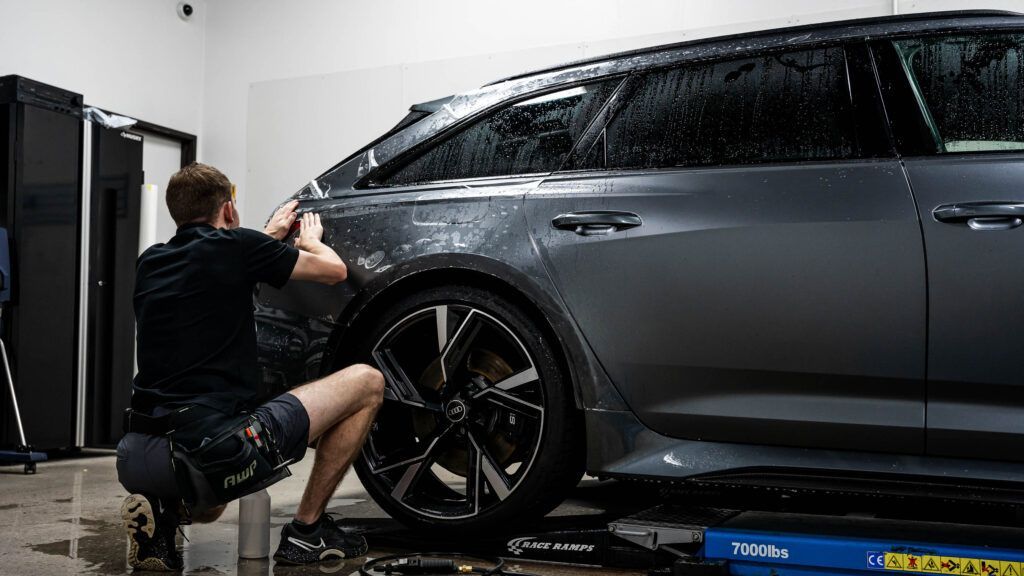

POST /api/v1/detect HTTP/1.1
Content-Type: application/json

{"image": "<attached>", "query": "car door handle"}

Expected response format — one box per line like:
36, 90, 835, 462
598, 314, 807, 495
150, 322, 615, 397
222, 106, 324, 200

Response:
552, 211, 642, 236
933, 202, 1024, 230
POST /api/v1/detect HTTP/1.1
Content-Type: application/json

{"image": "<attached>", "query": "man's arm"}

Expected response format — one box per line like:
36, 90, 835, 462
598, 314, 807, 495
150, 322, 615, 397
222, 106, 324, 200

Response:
292, 212, 348, 285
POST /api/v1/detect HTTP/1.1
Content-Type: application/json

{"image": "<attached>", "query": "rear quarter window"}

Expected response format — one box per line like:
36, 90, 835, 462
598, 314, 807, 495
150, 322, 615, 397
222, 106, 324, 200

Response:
378, 79, 621, 186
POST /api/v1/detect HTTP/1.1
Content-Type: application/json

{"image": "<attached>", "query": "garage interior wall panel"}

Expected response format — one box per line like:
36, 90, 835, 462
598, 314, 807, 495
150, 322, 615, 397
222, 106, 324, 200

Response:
245, 66, 405, 226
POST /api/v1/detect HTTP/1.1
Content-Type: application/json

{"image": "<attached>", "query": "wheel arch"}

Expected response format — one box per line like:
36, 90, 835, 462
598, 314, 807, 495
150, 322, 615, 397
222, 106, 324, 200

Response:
321, 255, 586, 410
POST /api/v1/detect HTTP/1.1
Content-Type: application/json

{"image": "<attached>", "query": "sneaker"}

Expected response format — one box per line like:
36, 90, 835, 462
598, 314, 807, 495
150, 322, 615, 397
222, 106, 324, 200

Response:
120, 494, 182, 571
273, 514, 368, 565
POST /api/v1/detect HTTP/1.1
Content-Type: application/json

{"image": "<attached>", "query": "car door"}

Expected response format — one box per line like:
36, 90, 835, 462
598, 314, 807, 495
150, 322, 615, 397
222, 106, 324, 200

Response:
526, 44, 928, 453
873, 32, 1024, 461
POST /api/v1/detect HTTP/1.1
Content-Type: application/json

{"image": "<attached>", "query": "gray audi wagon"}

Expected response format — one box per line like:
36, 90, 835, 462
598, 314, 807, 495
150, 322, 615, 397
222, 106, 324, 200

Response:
256, 10, 1024, 532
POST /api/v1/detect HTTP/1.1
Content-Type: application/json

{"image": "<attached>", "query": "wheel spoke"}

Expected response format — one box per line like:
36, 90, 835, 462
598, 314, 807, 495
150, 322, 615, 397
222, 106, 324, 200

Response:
466, 432, 483, 514
494, 367, 538, 391
373, 347, 441, 412
371, 423, 453, 474
474, 386, 542, 416
390, 461, 425, 501
473, 432, 512, 501
434, 305, 449, 353
440, 310, 482, 387
390, 445, 445, 502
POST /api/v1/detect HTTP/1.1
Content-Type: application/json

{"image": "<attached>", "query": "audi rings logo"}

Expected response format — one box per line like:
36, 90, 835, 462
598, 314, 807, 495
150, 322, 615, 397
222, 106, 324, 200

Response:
445, 400, 466, 422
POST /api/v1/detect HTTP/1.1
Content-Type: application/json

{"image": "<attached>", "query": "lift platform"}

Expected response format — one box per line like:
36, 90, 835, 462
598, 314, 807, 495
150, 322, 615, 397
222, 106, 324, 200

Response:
613, 504, 1024, 575
357, 500, 1024, 575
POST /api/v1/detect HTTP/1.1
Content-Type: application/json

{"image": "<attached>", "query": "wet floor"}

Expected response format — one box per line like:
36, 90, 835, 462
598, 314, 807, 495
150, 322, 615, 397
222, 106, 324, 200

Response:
0, 454, 650, 575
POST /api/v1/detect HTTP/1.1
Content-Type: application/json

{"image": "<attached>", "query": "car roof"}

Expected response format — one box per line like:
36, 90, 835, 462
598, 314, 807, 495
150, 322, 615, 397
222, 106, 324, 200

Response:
487, 10, 1024, 86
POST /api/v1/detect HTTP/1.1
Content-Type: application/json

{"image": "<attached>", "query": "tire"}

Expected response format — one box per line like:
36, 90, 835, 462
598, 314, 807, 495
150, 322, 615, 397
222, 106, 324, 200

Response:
351, 284, 584, 533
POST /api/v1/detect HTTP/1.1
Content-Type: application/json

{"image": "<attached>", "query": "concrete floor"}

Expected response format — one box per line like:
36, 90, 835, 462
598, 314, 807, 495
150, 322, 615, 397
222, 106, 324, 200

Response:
0, 453, 652, 576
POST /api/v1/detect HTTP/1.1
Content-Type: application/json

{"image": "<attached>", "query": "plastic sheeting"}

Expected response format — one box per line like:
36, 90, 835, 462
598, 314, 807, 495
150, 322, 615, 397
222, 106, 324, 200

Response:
83, 107, 137, 129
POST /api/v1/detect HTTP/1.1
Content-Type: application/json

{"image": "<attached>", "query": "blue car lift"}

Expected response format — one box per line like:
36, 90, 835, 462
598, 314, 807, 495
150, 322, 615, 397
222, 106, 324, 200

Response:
611, 505, 1024, 576
0, 227, 47, 474
358, 496, 1024, 576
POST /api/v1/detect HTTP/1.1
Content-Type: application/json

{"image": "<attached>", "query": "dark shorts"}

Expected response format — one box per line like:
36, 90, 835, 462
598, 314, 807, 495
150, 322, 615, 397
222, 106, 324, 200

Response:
116, 393, 310, 505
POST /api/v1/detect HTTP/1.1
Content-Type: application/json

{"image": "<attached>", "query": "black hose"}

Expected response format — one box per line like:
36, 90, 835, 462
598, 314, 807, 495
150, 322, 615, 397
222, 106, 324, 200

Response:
360, 552, 541, 576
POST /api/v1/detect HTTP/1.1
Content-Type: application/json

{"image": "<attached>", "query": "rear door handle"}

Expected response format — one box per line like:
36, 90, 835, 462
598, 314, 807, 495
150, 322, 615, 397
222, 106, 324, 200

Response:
552, 211, 642, 236
933, 202, 1024, 230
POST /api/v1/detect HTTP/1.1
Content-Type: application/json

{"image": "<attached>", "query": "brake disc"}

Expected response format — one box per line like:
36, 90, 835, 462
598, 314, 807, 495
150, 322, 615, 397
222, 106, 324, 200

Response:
413, 348, 518, 477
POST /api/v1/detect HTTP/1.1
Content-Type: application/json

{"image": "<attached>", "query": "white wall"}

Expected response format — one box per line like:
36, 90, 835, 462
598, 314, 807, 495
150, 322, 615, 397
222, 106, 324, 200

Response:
205, 0, 1024, 226
142, 135, 185, 243
0, 0, 206, 140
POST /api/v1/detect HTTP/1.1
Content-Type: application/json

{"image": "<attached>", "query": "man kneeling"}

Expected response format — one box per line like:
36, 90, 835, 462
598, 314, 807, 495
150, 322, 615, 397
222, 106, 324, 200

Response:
116, 163, 384, 570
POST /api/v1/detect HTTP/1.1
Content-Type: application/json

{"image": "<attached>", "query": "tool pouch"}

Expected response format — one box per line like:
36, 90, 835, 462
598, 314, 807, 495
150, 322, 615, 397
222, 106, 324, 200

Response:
170, 414, 291, 511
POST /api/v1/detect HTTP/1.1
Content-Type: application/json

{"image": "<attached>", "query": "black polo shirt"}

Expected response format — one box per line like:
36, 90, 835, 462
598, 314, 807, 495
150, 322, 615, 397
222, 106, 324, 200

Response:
131, 223, 300, 415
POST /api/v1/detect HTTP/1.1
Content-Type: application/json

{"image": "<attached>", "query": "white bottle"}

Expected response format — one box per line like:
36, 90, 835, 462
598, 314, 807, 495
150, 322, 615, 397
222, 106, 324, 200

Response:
238, 489, 271, 559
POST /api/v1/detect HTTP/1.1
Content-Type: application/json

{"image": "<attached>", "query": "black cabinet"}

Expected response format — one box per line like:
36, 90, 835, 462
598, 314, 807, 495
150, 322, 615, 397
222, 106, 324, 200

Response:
0, 77, 83, 449
86, 126, 143, 447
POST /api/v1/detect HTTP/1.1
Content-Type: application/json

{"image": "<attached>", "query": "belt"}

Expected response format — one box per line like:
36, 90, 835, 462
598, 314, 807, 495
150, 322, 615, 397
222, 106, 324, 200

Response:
122, 405, 215, 436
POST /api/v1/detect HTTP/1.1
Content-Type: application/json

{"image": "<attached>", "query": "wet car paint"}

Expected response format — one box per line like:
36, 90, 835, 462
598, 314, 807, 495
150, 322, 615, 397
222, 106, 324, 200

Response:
524, 160, 928, 454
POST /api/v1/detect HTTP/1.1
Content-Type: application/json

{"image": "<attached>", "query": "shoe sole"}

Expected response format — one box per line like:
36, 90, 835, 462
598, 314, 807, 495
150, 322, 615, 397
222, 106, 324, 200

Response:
271, 550, 359, 565
132, 556, 176, 571
122, 494, 176, 571
272, 542, 368, 565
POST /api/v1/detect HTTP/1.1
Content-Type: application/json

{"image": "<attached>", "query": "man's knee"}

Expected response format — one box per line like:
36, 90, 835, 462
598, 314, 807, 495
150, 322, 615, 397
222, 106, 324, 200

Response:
327, 360, 387, 405
351, 363, 384, 408
334, 363, 383, 408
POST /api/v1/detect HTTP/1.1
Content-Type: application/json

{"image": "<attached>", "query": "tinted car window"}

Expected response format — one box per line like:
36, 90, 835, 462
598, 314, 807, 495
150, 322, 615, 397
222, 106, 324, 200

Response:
381, 79, 620, 185
894, 34, 1024, 153
601, 47, 857, 169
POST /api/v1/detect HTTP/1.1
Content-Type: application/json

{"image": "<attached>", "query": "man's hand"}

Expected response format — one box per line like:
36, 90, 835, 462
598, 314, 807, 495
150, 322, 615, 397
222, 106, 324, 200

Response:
295, 212, 324, 252
264, 200, 299, 241
291, 212, 347, 284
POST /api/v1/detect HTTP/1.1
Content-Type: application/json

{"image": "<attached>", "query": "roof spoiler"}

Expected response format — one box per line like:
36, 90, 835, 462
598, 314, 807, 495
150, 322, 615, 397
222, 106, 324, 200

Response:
410, 95, 454, 114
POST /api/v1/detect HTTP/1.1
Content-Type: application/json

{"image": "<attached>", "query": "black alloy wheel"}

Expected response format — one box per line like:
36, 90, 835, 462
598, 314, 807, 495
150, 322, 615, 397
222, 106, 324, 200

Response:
353, 285, 583, 532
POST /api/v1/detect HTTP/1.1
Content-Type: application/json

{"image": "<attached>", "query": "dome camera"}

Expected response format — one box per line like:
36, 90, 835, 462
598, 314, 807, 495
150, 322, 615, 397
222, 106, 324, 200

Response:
177, 2, 194, 21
